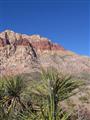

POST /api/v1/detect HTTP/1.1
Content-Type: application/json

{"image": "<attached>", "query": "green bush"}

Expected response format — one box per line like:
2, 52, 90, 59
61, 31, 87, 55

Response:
0, 68, 83, 120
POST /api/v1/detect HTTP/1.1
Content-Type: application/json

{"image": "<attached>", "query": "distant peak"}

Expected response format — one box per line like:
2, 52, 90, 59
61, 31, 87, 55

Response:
0, 29, 65, 51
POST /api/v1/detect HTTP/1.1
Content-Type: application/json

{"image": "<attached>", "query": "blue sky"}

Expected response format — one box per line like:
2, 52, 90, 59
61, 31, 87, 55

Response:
0, 0, 90, 56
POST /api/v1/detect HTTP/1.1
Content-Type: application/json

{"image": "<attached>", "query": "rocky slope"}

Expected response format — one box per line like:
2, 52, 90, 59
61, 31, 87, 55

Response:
0, 30, 90, 77
0, 30, 90, 111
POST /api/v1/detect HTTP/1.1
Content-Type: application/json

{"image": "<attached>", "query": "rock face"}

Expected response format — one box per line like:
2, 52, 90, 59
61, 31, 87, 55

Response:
0, 30, 90, 111
0, 30, 64, 50
0, 30, 90, 76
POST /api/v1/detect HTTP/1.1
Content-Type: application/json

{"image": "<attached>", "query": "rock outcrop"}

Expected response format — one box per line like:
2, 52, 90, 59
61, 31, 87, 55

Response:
0, 30, 90, 76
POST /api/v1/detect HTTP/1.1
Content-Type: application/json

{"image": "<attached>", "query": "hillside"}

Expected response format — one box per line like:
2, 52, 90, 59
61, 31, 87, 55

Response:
0, 30, 90, 77
0, 30, 90, 117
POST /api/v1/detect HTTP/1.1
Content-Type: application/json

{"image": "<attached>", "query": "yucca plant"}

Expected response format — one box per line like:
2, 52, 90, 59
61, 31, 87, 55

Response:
0, 80, 6, 120
0, 75, 26, 119
29, 68, 82, 120
0, 69, 83, 120
6, 75, 26, 110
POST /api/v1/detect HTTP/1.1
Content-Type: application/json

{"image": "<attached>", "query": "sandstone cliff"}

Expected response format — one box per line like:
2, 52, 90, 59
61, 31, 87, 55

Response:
0, 30, 90, 77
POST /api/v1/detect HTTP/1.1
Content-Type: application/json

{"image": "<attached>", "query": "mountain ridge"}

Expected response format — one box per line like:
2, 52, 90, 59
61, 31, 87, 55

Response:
0, 29, 65, 51
0, 30, 90, 76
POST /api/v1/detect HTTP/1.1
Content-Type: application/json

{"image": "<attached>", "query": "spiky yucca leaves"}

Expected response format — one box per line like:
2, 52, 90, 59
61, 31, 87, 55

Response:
6, 75, 26, 111
0, 69, 83, 120
0, 75, 26, 119
0, 81, 7, 120
29, 68, 82, 120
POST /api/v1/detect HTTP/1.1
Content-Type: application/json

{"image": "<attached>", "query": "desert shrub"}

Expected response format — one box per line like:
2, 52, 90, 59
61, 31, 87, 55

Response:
22, 68, 82, 120
0, 68, 84, 120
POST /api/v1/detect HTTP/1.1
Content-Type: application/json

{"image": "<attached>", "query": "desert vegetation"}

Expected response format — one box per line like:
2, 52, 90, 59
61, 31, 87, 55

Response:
0, 68, 90, 120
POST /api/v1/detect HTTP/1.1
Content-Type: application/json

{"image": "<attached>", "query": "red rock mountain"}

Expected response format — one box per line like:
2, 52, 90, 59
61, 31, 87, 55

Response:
0, 30, 64, 50
0, 30, 90, 111
0, 30, 90, 77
